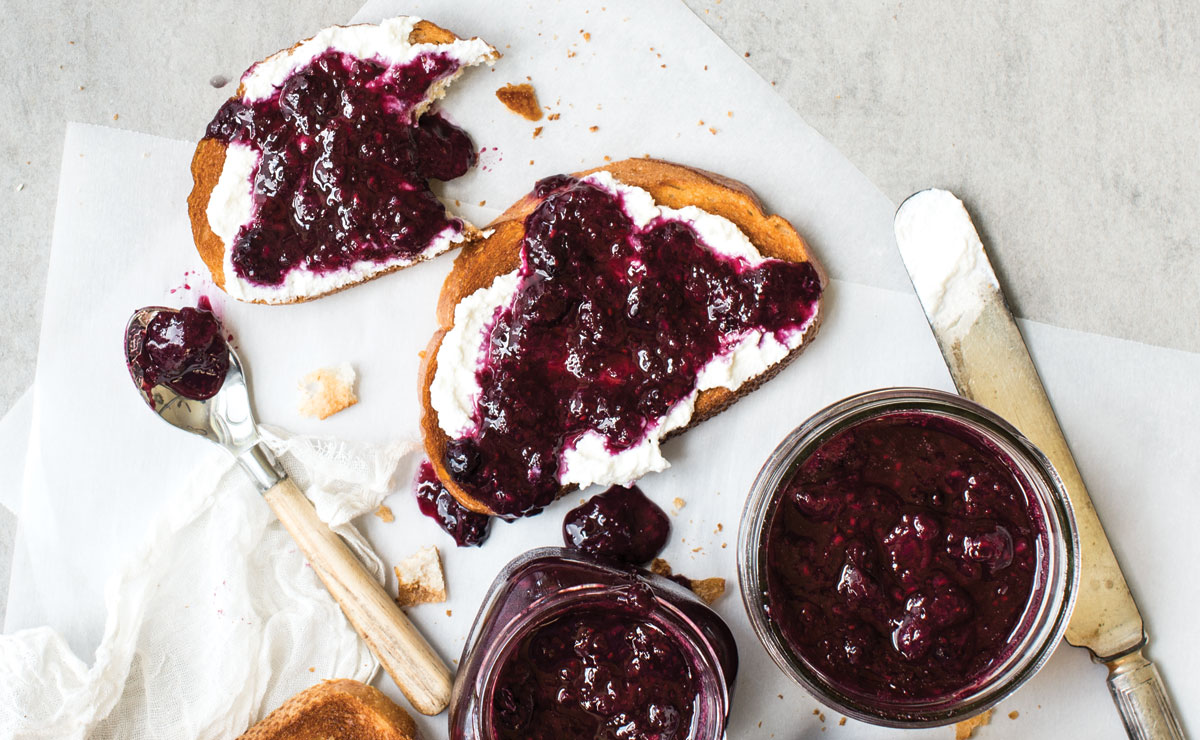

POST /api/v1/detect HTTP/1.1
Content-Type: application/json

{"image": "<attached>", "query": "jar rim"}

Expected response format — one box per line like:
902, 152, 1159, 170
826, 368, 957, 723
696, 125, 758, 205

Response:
736, 387, 1079, 727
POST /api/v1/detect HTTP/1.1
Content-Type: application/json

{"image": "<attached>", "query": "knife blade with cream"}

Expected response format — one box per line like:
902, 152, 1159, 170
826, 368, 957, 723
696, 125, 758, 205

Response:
894, 189, 1185, 740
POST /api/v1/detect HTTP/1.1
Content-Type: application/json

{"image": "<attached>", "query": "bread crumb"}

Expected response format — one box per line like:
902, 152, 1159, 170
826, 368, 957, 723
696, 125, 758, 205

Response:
308, 666, 315, 672
744, 51, 751, 57
479, 200, 486, 206
589, 125, 599, 132
716, 523, 724, 532
813, 709, 820, 715
603, 155, 612, 162
649, 558, 672, 577
495, 83, 543, 121
532, 126, 543, 139
394, 546, 446, 607
567, 49, 577, 58
529, 160, 535, 165
673, 497, 686, 511
374, 505, 394, 523
548, 112, 561, 121
727, 110, 733, 117
709, 127, 718, 135
112, 113, 119, 120
583, 32, 591, 41
1008, 710, 1019, 720
446, 609, 453, 617
298, 364, 357, 419
698, 119, 704, 126
955, 709, 994, 739
839, 717, 846, 726
690, 577, 726, 604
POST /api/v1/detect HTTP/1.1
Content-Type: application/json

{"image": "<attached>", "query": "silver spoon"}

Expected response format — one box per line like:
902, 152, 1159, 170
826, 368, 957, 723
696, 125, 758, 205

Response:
124, 306, 453, 716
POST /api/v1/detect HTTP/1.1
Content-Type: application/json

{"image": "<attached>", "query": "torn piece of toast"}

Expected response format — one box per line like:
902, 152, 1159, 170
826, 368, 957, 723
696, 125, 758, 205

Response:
419, 158, 826, 517
298, 363, 358, 419
238, 679, 419, 740
394, 546, 447, 607
188, 17, 498, 304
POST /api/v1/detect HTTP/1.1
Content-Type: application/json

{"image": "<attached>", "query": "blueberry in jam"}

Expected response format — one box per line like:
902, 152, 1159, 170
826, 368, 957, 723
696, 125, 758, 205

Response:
131, 300, 230, 403
414, 460, 491, 547
446, 175, 823, 518
490, 586, 699, 740
763, 412, 1043, 701
562, 485, 670, 565
206, 50, 476, 286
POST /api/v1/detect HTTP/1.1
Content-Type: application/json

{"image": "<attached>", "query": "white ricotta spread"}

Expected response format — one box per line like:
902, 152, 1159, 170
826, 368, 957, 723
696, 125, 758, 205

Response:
239, 16, 496, 102
206, 16, 496, 304
430, 172, 819, 491
894, 189, 998, 342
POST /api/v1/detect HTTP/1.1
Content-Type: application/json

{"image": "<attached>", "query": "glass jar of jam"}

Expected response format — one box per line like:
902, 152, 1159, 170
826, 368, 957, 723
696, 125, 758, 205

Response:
450, 548, 738, 740
738, 388, 1078, 726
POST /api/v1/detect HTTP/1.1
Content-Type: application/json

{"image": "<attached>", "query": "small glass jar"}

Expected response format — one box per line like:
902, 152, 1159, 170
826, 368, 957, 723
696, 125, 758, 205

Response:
738, 388, 1078, 727
450, 547, 738, 740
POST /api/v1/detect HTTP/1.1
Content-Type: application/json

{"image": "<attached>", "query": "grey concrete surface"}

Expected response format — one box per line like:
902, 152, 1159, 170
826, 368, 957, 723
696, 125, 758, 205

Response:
1, 0, 1197, 415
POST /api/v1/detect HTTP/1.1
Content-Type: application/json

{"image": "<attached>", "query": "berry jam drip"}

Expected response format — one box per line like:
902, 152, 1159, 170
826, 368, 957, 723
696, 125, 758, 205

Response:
414, 460, 491, 547
563, 485, 670, 565
206, 50, 476, 287
490, 588, 699, 740
764, 412, 1043, 701
131, 300, 230, 403
445, 175, 823, 518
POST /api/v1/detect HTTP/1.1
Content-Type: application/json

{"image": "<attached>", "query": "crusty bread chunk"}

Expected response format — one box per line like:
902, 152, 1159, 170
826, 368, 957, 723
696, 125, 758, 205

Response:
419, 158, 826, 516
238, 679, 420, 740
394, 546, 447, 607
298, 364, 358, 419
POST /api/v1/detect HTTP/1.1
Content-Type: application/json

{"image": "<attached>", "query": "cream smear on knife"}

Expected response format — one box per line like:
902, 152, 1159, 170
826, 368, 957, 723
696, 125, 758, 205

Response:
894, 189, 999, 343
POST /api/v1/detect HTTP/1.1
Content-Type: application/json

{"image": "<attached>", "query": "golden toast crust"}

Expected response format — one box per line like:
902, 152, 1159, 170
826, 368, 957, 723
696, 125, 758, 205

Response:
237, 679, 419, 740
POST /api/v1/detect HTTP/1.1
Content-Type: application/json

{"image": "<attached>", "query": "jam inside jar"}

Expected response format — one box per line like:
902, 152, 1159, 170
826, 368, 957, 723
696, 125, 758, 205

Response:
738, 389, 1077, 727
450, 548, 738, 740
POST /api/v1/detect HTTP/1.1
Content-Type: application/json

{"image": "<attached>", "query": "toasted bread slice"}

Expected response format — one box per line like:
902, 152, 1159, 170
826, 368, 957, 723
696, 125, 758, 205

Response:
419, 158, 826, 516
238, 679, 419, 740
188, 18, 497, 304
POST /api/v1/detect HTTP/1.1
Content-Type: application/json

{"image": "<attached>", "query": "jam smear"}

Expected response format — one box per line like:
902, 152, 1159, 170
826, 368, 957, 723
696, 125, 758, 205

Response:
206, 50, 476, 286
491, 591, 698, 740
764, 412, 1042, 701
415, 460, 491, 547
446, 175, 822, 518
563, 485, 670, 565
131, 300, 230, 402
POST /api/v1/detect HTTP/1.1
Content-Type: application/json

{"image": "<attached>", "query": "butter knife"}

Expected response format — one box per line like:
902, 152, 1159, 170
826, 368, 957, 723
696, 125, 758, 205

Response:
893, 189, 1186, 739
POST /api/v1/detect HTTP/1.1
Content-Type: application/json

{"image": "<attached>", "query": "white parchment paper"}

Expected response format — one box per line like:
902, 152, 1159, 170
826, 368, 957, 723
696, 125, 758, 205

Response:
6, 0, 1198, 737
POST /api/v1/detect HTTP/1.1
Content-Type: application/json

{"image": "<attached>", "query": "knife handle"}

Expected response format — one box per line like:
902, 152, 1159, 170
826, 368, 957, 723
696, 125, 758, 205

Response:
264, 476, 454, 715
1107, 649, 1187, 740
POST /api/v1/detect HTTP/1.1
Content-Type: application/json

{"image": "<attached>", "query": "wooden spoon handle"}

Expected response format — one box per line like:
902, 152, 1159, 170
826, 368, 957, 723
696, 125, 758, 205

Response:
263, 476, 453, 715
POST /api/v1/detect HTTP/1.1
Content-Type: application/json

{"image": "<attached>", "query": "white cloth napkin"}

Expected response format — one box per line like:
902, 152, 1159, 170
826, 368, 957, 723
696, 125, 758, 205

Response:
0, 430, 417, 740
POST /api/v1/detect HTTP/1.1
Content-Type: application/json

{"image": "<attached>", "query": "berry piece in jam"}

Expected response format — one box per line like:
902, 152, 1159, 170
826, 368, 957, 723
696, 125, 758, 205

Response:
562, 485, 670, 566
490, 603, 698, 740
764, 412, 1042, 701
131, 300, 230, 403
448, 175, 823, 518
414, 460, 491, 547
206, 50, 477, 287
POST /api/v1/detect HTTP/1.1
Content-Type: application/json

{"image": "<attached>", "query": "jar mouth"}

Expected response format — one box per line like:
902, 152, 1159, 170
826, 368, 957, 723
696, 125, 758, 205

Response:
474, 578, 732, 740
737, 388, 1079, 727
